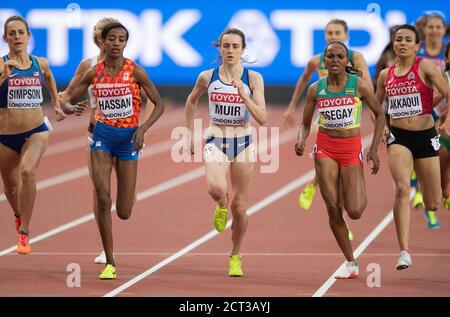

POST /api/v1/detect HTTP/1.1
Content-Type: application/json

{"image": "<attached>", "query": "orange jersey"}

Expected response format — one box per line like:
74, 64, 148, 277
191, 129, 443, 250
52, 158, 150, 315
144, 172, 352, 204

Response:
92, 58, 142, 128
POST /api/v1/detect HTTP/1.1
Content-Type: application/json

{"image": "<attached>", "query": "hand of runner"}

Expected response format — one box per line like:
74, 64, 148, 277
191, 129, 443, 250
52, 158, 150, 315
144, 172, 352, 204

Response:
367, 148, 380, 174
295, 140, 306, 156
132, 127, 145, 152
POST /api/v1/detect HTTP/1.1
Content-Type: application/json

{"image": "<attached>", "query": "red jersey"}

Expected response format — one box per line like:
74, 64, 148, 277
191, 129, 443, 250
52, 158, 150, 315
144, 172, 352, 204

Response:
92, 58, 142, 128
384, 57, 433, 119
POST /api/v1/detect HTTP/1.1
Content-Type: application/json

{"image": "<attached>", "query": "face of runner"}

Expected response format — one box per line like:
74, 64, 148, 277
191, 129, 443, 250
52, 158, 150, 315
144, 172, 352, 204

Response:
324, 43, 348, 75
219, 33, 244, 66
424, 17, 445, 44
325, 23, 347, 43
3, 20, 30, 54
103, 27, 127, 59
393, 28, 420, 59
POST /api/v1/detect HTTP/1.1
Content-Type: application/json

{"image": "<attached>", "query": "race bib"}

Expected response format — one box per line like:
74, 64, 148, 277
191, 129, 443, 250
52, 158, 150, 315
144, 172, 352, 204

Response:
95, 84, 133, 119
318, 105, 356, 129
209, 92, 246, 126
7, 77, 43, 109
387, 93, 423, 119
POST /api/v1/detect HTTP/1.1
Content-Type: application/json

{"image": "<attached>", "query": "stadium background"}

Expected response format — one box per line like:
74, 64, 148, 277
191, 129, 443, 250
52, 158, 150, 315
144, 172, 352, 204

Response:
1, 0, 448, 102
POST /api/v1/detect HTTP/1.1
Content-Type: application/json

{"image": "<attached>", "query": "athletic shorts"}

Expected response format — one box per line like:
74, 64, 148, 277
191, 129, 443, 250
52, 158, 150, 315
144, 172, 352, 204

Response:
204, 135, 253, 161
0, 122, 49, 153
313, 131, 363, 167
387, 125, 440, 159
90, 121, 138, 161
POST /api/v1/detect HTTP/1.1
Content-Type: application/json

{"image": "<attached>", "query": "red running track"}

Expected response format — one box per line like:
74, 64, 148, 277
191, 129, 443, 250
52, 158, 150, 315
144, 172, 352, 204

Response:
0, 105, 449, 297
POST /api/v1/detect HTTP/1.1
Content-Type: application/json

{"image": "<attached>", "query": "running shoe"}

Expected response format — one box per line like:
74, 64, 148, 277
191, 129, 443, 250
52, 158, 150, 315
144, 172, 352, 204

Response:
99, 264, 117, 280
228, 255, 244, 277
413, 192, 425, 209
396, 250, 412, 270
94, 251, 107, 264
335, 261, 359, 279
14, 215, 21, 233
443, 196, 450, 211
214, 194, 229, 233
299, 183, 317, 210
17, 231, 31, 255
424, 210, 440, 229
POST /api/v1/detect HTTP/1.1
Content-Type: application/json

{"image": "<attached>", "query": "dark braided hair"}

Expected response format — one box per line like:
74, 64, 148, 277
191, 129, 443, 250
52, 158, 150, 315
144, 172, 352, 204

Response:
324, 41, 363, 77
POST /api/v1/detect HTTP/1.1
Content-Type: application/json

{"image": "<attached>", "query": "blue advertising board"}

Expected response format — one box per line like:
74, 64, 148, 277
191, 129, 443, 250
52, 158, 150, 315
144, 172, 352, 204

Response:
0, 1, 448, 85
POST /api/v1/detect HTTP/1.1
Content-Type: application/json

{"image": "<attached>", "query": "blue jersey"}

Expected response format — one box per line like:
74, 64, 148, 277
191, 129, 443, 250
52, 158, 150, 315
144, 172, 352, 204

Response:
207, 67, 251, 126
417, 44, 446, 72
0, 55, 45, 109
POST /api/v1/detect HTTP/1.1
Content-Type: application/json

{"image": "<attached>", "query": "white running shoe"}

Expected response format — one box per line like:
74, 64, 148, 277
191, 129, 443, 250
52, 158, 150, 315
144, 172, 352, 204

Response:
335, 261, 359, 279
396, 250, 412, 270
94, 251, 106, 264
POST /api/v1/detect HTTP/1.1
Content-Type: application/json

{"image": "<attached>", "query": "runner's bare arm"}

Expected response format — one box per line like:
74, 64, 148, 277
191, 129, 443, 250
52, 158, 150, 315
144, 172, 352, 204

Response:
134, 64, 164, 133
295, 83, 318, 156
358, 79, 385, 174
284, 56, 320, 127
63, 67, 94, 115
61, 59, 91, 98
185, 70, 211, 132
354, 51, 373, 92
37, 56, 66, 121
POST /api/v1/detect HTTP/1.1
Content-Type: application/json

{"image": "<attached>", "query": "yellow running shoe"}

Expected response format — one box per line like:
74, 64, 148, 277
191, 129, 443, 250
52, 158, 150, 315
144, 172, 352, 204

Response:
99, 264, 117, 280
228, 255, 243, 277
299, 183, 317, 211
214, 195, 229, 232
413, 191, 425, 209
347, 224, 354, 241
444, 196, 450, 211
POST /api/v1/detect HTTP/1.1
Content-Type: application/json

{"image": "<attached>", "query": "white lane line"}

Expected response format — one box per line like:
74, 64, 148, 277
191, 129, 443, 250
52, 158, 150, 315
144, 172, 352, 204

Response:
0, 169, 204, 257
312, 190, 415, 297
0, 138, 177, 202
104, 169, 315, 297
44, 109, 184, 157
45, 136, 88, 156
105, 133, 374, 297
0, 128, 297, 257
16, 252, 450, 257
48, 107, 184, 134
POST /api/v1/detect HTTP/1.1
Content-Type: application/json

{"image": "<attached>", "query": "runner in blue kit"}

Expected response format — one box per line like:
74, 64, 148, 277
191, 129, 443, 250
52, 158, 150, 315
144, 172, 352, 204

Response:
185, 28, 267, 277
0, 16, 66, 255
414, 13, 448, 227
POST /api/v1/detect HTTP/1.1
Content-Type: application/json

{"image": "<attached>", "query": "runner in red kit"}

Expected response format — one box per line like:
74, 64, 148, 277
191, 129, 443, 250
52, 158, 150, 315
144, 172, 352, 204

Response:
295, 41, 385, 279
376, 24, 450, 270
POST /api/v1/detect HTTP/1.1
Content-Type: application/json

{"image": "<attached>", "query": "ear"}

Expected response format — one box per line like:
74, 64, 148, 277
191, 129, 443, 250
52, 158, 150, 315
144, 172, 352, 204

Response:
415, 42, 420, 53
